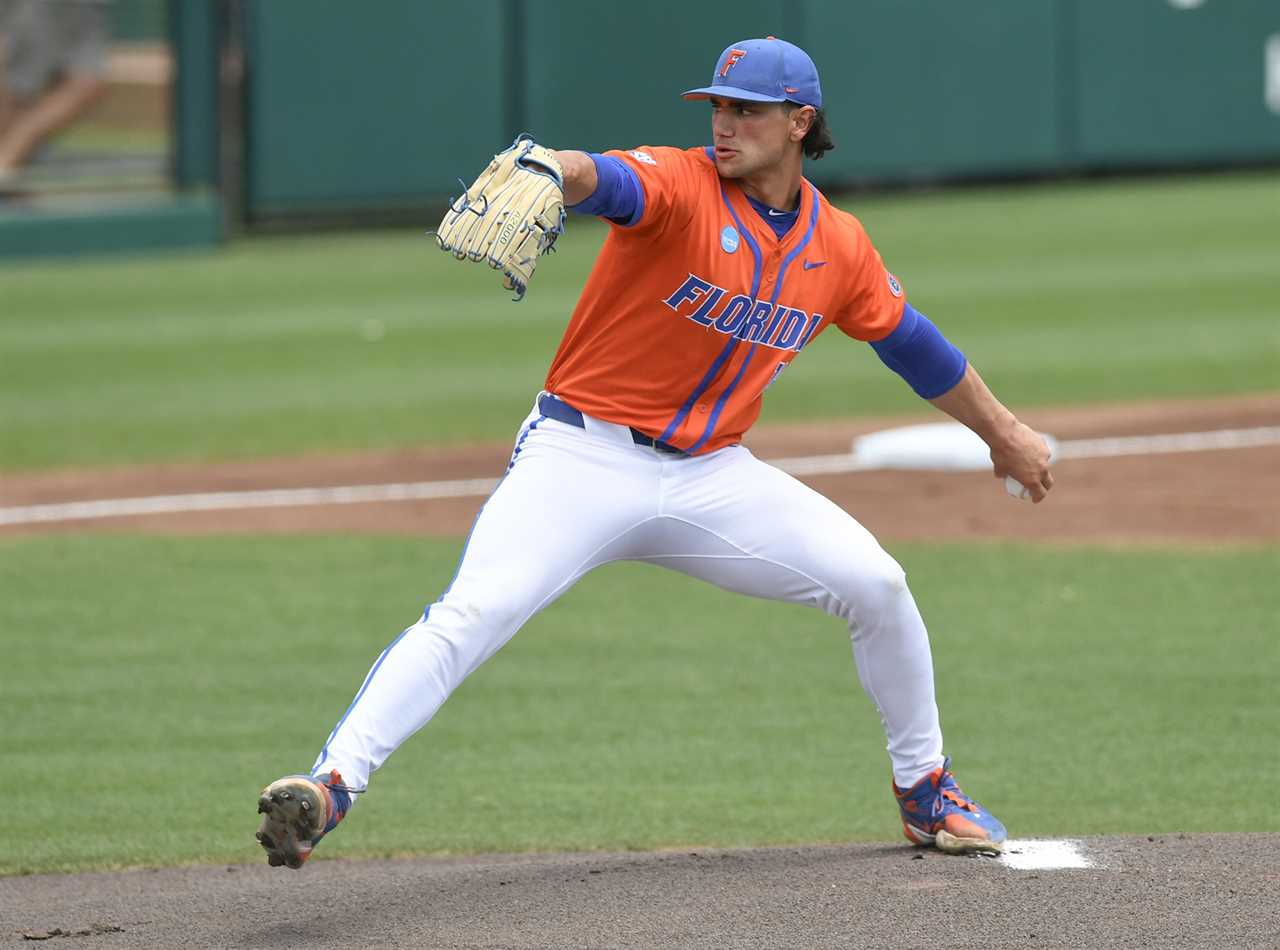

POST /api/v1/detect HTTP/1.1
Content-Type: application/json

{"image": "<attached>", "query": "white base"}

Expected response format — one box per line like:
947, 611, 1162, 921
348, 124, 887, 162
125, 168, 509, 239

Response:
851, 423, 1059, 472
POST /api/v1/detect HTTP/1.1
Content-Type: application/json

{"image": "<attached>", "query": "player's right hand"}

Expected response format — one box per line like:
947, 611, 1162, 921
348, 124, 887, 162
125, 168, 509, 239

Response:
990, 421, 1054, 503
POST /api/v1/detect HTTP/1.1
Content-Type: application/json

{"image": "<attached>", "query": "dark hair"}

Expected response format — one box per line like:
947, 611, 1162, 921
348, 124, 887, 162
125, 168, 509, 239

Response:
781, 102, 834, 160
799, 107, 834, 161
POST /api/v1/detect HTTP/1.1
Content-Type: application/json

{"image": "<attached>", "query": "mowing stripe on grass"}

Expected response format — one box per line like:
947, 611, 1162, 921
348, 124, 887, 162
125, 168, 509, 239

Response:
2, 426, 1279, 526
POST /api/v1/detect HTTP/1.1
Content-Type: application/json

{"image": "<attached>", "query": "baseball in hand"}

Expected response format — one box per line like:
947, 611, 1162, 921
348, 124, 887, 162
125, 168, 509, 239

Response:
1004, 475, 1032, 501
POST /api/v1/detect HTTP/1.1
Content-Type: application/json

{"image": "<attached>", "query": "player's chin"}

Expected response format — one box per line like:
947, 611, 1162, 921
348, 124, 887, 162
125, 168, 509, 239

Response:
714, 152, 746, 177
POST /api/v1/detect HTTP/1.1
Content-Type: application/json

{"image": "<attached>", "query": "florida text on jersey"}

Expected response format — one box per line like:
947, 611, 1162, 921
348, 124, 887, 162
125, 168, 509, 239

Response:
545, 146, 905, 455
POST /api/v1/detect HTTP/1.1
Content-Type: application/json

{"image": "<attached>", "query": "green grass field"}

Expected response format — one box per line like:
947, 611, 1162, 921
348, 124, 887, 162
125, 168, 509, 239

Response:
1, 170, 1277, 470
3, 536, 1276, 875
1, 172, 1277, 876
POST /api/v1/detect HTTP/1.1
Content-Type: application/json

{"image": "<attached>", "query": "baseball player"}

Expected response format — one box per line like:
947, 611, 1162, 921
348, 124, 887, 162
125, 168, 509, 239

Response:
256, 37, 1053, 869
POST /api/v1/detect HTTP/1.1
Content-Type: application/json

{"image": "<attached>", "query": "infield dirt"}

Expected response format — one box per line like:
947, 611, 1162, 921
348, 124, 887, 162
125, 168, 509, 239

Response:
3, 393, 1278, 543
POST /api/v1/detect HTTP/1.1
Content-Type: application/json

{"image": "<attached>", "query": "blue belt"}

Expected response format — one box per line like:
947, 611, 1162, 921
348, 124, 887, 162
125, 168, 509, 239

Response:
537, 393, 687, 455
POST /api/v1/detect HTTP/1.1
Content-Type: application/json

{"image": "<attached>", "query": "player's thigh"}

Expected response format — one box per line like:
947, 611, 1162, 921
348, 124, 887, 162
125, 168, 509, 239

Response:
655, 446, 906, 612
441, 413, 657, 628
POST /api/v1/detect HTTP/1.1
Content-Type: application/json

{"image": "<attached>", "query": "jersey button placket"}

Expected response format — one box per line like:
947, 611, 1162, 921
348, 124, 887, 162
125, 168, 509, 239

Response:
762, 248, 782, 294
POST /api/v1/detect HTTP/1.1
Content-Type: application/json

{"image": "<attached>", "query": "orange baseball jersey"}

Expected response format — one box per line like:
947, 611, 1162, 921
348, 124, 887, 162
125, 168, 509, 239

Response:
544, 145, 906, 454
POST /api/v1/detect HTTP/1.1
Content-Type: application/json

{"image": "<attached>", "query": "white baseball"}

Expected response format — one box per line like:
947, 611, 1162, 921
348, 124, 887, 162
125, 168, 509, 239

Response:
1004, 475, 1032, 501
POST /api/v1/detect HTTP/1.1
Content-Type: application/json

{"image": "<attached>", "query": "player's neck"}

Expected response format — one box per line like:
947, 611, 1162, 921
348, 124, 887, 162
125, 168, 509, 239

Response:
736, 156, 804, 212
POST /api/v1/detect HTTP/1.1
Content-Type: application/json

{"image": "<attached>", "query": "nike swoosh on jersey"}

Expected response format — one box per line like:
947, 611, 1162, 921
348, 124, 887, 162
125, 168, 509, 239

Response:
802, 260, 827, 270
767, 208, 789, 216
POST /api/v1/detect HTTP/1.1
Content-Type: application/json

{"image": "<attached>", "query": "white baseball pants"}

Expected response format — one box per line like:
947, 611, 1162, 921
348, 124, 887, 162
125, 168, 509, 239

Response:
312, 395, 945, 793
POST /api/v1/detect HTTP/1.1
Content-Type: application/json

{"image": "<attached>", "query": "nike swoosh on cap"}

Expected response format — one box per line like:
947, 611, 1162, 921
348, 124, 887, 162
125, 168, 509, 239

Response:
802, 260, 827, 270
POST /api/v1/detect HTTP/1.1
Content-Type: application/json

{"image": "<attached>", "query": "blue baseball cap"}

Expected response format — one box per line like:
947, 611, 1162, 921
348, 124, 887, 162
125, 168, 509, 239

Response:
682, 36, 822, 109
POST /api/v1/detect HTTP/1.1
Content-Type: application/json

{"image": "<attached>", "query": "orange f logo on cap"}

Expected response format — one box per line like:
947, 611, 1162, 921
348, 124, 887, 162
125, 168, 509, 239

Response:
719, 49, 747, 77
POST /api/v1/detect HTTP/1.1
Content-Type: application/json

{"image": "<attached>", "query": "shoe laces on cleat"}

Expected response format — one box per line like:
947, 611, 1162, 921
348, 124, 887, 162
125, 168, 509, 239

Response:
936, 773, 980, 815
896, 757, 980, 820
314, 769, 360, 832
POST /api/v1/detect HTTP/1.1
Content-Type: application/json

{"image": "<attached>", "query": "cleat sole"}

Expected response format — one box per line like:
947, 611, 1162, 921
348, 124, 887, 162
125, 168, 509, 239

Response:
935, 829, 1004, 855
255, 776, 328, 871
902, 821, 934, 847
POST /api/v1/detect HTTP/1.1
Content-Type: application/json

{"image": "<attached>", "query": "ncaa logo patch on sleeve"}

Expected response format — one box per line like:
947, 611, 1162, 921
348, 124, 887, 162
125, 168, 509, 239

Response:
627, 149, 658, 166
886, 272, 903, 297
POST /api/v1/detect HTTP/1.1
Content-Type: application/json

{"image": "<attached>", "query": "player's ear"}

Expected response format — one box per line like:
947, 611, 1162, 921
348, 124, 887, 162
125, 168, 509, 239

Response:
789, 105, 816, 142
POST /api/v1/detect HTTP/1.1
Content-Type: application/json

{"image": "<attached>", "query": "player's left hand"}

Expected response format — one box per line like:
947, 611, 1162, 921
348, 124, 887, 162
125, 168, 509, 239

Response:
990, 421, 1054, 503
434, 135, 566, 301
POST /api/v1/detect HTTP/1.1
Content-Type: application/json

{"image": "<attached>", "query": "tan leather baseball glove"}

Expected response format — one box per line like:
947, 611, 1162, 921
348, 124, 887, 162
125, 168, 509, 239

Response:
434, 135, 566, 300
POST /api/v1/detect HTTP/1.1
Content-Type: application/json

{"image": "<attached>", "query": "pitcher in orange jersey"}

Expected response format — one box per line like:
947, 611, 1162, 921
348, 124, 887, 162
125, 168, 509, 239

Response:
256, 37, 1054, 871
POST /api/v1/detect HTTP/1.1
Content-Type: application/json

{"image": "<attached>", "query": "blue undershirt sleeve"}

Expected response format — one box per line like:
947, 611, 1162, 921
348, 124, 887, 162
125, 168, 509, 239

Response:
566, 153, 644, 226
869, 302, 968, 399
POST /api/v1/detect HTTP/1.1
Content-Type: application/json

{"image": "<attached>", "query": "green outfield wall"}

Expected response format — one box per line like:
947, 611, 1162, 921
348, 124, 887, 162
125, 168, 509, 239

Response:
241, 0, 508, 214
1072, 1, 1280, 164
222, 0, 1280, 217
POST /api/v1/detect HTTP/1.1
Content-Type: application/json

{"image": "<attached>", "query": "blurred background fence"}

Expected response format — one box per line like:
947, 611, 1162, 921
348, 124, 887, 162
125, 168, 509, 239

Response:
1, 0, 1278, 255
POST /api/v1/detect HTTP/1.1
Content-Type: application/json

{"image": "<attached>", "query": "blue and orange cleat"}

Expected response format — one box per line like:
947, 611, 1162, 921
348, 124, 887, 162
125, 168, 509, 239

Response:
255, 768, 353, 869
893, 757, 1006, 854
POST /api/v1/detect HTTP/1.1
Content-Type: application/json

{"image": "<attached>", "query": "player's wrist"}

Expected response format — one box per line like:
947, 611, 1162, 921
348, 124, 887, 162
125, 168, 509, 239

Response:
553, 150, 598, 205
975, 412, 1022, 451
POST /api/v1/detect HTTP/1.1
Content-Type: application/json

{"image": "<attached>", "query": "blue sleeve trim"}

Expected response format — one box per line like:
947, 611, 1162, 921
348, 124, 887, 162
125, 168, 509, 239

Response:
869, 302, 967, 399
566, 154, 644, 226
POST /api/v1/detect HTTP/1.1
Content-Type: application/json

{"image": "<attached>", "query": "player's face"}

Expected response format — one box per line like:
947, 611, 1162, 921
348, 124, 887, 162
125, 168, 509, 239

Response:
709, 97, 806, 179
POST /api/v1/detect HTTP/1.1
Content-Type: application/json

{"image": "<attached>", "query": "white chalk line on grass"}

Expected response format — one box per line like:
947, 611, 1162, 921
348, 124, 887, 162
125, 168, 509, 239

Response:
774, 425, 1280, 475
1051, 425, 1280, 460
0, 477, 504, 526
999, 839, 1094, 870
2, 425, 1279, 527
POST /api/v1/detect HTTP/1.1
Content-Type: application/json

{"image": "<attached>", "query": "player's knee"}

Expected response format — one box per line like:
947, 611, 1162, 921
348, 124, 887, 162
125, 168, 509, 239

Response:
837, 551, 909, 617
433, 586, 536, 637
410, 589, 538, 684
